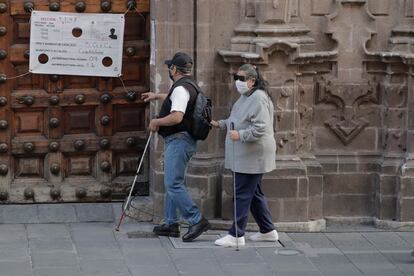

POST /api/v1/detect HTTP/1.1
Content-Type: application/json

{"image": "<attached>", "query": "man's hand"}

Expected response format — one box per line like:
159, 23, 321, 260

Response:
141, 92, 158, 102
148, 119, 160, 132
229, 130, 240, 141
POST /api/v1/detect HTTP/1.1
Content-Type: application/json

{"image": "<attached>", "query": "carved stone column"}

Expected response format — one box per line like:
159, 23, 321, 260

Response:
361, 0, 414, 228
397, 67, 414, 225
388, 1, 414, 223
147, 0, 237, 223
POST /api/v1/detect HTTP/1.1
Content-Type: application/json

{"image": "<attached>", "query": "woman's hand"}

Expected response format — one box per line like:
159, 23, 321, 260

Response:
210, 120, 219, 128
228, 130, 240, 141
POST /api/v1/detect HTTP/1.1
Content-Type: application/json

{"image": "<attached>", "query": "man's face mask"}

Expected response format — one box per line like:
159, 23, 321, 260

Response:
168, 66, 175, 81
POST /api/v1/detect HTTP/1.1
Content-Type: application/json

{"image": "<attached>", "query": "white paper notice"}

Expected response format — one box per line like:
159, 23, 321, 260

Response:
150, 19, 155, 66
29, 11, 125, 77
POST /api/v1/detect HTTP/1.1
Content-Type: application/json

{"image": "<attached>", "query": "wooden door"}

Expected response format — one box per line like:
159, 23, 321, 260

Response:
0, 0, 150, 203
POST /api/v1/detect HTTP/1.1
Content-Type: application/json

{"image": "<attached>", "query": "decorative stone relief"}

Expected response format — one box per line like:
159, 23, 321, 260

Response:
383, 82, 408, 108
364, 0, 414, 64
405, 0, 414, 17
384, 130, 406, 151
314, 77, 380, 145
218, 0, 335, 64
311, 0, 333, 16
290, 0, 299, 17
325, 0, 377, 82
368, 0, 389, 16
246, 0, 256, 17
256, 0, 290, 23
382, 81, 408, 152
219, 0, 412, 147
388, 25, 414, 54
311, 0, 382, 145
297, 81, 314, 152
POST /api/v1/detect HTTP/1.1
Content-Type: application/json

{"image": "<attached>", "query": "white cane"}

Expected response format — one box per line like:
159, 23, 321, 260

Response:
115, 132, 153, 231
230, 122, 239, 251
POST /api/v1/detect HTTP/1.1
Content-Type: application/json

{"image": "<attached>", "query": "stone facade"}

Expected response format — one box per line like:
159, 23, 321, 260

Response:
148, 0, 414, 230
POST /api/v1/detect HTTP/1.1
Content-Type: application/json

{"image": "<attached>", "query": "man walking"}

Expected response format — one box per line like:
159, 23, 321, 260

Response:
141, 52, 210, 242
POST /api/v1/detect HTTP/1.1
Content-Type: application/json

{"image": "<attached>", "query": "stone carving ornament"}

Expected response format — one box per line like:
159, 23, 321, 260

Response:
314, 77, 380, 145
220, 0, 412, 147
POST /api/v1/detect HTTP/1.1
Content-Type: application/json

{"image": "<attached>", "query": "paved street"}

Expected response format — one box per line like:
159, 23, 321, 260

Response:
0, 203, 413, 276
0, 222, 413, 276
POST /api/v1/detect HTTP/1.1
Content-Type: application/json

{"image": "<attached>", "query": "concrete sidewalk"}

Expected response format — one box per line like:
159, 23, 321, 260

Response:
0, 221, 413, 276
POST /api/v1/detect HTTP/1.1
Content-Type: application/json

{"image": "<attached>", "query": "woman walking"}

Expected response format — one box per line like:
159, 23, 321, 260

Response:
211, 64, 278, 247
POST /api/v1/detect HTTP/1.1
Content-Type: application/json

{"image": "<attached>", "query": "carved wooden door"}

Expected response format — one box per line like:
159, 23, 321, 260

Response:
0, 0, 150, 203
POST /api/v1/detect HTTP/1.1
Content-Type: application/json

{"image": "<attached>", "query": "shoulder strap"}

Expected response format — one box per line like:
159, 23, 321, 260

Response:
177, 77, 201, 94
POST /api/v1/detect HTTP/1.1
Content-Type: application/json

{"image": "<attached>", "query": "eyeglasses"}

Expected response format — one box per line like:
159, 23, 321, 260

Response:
233, 74, 247, 82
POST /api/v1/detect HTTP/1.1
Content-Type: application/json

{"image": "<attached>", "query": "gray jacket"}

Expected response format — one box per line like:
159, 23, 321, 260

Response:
218, 89, 276, 174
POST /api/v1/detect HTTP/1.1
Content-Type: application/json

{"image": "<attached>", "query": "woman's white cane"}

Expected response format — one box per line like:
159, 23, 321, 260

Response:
230, 122, 239, 251
115, 132, 153, 231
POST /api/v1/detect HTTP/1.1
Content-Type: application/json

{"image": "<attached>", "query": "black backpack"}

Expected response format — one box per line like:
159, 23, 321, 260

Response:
182, 79, 212, 140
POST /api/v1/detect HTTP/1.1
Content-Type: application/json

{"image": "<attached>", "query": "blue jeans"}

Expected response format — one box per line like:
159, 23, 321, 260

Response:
164, 132, 201, 226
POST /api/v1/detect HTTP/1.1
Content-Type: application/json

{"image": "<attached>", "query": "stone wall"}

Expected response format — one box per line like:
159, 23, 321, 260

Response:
149, 0, 414, 230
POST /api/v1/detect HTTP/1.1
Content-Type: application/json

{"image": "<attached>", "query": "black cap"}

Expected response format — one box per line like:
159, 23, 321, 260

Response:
164, 52, 193, 69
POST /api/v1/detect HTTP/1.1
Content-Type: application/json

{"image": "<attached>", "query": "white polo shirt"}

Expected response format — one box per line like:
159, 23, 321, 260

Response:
170, 86, 190, 113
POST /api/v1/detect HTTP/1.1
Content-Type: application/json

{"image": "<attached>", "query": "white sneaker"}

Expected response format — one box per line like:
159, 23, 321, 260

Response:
248, 230, 279, 242
214, 234, 245, 247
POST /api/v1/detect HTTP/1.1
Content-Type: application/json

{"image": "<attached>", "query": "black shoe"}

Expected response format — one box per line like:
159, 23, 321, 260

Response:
153, 223, 180, 237
182, 217, 210, 242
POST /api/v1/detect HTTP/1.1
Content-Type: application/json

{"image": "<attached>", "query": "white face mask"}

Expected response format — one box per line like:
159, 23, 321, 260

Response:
235, 80, 250, 95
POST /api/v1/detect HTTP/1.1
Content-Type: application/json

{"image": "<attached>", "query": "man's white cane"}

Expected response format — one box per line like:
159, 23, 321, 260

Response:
230, 122, 239, 251
115, 132, 153, 231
